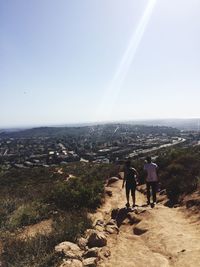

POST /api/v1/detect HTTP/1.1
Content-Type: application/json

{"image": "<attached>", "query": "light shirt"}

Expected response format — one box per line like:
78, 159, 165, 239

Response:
144, 162, 158, 182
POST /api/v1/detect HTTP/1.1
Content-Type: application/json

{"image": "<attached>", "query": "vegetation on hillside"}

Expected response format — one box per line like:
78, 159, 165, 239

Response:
135, 146, 200, 204
0, 145, 199, 266
0, 162, 119, 266
157, 146, 200, 204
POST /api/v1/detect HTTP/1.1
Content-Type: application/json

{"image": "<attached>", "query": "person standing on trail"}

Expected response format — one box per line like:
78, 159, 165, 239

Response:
144, 156, 158, 206
122, 159, 138, 208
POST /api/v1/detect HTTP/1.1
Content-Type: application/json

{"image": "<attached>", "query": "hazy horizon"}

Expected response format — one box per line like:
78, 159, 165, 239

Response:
1, 0, 200, 127
1, 117, 200, 130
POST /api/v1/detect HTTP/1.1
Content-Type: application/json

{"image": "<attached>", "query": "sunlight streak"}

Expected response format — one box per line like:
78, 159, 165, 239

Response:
95, 0, 157, 122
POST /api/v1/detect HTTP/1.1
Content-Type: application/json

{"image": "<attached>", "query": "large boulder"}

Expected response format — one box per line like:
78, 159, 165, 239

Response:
55, 241, 82, 259
87, 230, 107, 248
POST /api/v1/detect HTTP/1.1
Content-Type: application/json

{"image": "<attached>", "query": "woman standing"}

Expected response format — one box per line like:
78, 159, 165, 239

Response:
122, 159, 138, 208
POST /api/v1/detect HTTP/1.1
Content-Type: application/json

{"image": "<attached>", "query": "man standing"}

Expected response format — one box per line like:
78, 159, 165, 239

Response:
122, 159, 138, 208
144, 156, 158, 206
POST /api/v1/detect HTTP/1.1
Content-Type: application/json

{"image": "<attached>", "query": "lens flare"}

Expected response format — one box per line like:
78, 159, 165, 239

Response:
95, 0, 157, 122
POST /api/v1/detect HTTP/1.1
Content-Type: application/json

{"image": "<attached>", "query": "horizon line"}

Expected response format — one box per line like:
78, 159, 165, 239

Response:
1, 117, 200, 130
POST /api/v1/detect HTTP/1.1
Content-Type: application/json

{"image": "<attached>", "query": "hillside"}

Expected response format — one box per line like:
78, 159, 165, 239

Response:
0, 146, 199, 266
0, 124, 180, 139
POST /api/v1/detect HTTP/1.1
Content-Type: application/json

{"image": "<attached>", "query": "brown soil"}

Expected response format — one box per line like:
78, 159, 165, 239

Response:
18, 219, 53, 240
93, 180, 200, 267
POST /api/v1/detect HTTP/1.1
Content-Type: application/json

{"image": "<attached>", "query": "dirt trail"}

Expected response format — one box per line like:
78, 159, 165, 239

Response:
94, 180, 200, 267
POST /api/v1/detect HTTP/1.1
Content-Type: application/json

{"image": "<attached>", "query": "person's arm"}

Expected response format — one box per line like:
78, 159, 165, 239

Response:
132, 168, 139, 184
133, 168, 139, 176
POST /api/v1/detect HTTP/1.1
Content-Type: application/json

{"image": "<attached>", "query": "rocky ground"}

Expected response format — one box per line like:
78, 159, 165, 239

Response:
56, 178, 200, 267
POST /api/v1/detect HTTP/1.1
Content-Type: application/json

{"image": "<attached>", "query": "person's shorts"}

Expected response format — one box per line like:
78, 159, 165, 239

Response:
125, 182, 136, 195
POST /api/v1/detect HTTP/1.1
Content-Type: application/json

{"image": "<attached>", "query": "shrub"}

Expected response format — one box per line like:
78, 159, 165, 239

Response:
8, 202, 49, 230
48, 176, 104, 211
157, 147, 200, 204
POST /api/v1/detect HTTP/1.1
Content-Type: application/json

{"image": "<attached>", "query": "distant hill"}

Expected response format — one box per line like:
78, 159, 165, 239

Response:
128, 119, 200, 131
0, 124, 179, 139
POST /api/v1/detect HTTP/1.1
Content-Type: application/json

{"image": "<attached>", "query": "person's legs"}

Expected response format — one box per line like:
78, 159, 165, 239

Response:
146, 182, 151, 204
125, 184, 130, 207
152, 182, 157, 203
131, 186, 136, 207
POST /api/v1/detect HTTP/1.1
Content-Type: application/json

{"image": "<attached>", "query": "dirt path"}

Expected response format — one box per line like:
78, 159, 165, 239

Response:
95, 180, 200, 267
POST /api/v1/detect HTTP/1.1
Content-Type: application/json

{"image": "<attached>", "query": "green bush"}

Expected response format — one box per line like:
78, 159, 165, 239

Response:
157, 147, 200, 204
8, 202, 49, 230
48, 176, 104, 210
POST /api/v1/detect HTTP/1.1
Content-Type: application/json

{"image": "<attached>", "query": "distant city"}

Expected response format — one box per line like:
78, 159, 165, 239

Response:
0, 121, 199, 170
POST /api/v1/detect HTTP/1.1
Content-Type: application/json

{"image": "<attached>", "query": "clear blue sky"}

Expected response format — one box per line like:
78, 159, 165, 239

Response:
1, 0, 200, 127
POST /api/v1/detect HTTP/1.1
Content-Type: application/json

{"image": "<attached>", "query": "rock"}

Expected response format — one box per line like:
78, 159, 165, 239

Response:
107, 177, 119, 186
83, 247, 100, 258
186, 199, 200, 208
85, 229, 94, 237
133, 226, 148, 235
95, 225, 104, 232
59, 259, 83, 267
82, 257, 97, 267
87, 230, 107, 248
95, 219, 104, 227
105, 224, 119, 234
127, 213, 141, 224
173, 204, 180, 208
106, 219, 117, 226
99, 247, 111, 259
77, 237, 88, 250
55, 241, 82, 259
103, 249, 111, 258
105, 189, 112, 197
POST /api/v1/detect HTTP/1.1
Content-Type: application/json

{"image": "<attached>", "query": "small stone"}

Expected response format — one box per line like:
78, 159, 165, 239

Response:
105, 225, 119, 234
133, 226, 148, 235
77, 237, 88, 250
95, 225, 104, 232
106, 219, 117, 226
82, 257, 97, 267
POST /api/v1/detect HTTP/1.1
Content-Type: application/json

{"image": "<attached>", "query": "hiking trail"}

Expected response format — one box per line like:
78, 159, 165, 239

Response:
91, 180, 200, 267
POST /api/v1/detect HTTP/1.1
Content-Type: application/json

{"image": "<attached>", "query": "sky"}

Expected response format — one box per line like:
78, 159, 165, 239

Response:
0, 0, 200, 127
